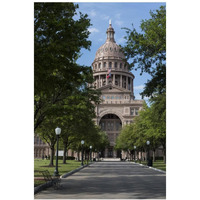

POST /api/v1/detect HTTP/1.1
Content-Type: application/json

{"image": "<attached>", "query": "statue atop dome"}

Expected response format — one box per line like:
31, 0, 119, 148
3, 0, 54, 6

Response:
106, 20, 115, 43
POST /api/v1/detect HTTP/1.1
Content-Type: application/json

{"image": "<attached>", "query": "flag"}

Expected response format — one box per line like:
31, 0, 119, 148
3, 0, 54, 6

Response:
107, 69, 111, 79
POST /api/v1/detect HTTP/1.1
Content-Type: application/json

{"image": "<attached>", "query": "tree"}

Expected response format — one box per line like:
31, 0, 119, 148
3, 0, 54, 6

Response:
35, 116, 58, 166
115, 98, 166, 162
59, 89, 100, 164
148, 93, 166, 162
123, 6, 166, 98
34, 2, 92, 130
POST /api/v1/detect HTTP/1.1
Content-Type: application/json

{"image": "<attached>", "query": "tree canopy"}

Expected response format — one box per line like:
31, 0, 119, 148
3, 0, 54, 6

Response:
34, 2, 100, 130
123, 6, 166, 98
115, 93, 166, 162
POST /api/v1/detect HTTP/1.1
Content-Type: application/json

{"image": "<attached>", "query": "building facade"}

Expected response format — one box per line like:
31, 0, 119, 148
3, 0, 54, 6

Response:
92, 22, 144, 158
34, 22, 164, 160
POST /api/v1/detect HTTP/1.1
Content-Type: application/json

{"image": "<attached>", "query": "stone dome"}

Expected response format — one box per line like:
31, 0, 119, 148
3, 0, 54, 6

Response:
95, 41, 125, 60
94, 23, 125, 60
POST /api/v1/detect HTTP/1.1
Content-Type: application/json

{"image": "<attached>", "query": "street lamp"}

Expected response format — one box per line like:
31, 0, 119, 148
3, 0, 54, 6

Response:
54, 127, 61, 177
90, 146, 92, 162
134, 145, 136, 161
81, 140, 84, 166
146, 140, 151, 166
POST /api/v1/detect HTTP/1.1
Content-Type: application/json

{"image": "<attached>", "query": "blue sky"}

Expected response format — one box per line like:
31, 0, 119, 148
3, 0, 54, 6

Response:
75, 2, 166, 100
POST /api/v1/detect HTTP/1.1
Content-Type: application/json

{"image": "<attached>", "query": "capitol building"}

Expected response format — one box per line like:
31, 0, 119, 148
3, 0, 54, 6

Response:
34, 22, 148, 159
92, 22, 143, 158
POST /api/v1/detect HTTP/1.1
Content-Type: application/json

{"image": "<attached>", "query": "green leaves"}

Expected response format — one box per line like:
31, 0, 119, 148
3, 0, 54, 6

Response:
34, 3, 97, 130
115, 93, 166, 153
123, 6, 166, 98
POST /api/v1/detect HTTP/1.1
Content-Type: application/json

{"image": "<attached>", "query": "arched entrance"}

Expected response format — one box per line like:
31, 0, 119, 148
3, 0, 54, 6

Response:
99, 114, 122, 158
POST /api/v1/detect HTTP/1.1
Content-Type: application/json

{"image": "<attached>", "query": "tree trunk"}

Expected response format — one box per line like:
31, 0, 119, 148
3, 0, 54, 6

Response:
163, 149, 166, 163
78, 151, 80, 161
63, 143, 67, 164
140, 151, 143, 162
153, 150, 156, 162
49, 146, 54, 167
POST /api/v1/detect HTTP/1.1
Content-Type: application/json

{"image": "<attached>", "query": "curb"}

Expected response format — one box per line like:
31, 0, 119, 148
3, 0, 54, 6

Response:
61, 164, 87, 178
34, 181, 54, 195
130, 161, 166, 174
34, 163, 93, 195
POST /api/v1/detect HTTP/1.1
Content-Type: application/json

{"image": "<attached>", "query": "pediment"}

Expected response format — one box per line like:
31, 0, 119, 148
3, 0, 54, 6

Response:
98, 84, 130, 93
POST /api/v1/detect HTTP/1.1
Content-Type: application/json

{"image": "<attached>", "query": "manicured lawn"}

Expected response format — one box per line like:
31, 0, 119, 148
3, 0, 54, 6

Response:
137, 160, 166, 171
34, 159, 82, 187
152, 160, 166, 171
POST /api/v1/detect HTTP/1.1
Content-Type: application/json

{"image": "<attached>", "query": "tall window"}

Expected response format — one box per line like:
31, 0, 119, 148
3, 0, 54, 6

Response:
104, 62, 106, 68
110, 122, 114, 130
115, 62, 117, 68
135, 108, 139, 115
109, 62, 112, 69
130, 108, 134, 115
99, 63, 101, 68
101, 122, 105, 130
107, 122, 110, 131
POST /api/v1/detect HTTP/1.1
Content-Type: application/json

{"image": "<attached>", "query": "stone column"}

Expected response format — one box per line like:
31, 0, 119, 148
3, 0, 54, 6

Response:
130, 78, 133, 92
95, 76, 98, 88
113, 74, 115, 85
99, 75, 101, 87
120, 75, 122, 88
106, 75, 108, 85
126, 76, 128, 90
132, 78, 134, 94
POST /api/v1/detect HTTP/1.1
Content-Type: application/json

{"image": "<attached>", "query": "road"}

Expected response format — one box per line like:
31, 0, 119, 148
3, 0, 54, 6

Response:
35, 161, 166, 199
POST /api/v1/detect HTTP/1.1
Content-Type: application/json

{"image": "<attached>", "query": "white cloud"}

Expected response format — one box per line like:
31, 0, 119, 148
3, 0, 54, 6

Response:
115, 20, 124, 27
101, 15, 110, 21
88, 27, 99, 33
116, 37, 126, 45
98, 38, 104, 42
134, 85, 145, 90
115, 13, 121, 19
134, 93, 141, 100
89, 10, 97, 17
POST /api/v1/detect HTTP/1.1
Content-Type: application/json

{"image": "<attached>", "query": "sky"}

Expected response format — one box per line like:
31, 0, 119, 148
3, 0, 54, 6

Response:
75, 2, 166, 100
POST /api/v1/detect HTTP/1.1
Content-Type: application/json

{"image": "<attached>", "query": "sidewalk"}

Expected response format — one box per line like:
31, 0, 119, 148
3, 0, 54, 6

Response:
35, 161, 166, 199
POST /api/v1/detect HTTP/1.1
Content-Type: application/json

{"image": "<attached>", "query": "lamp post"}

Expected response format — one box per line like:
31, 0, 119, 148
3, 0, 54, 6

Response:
146, 140, 150, 166
134, 146, 136, 161
81, 140, 84, 166
90, 146, 92, 162
54, 127, 61, 177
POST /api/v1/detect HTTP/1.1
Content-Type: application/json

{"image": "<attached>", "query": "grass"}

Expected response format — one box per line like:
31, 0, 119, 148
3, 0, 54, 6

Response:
136, 160, 166, 171
34, 159, 82, 187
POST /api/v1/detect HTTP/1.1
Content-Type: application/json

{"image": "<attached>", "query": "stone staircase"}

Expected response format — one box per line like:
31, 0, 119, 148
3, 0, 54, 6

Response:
101, 158, 121, 162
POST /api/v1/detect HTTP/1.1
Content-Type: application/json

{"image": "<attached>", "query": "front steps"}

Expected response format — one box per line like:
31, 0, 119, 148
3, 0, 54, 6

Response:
101, 158, 121, 161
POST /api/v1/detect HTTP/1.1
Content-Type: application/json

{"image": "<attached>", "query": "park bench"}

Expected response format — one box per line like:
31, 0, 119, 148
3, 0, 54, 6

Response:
39, 170, 62, 189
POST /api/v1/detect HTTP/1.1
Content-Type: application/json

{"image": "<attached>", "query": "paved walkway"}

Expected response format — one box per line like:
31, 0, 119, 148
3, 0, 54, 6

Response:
35, 161, 166, 199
